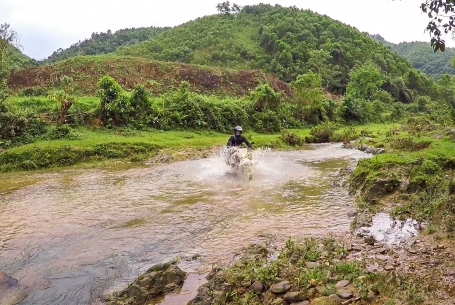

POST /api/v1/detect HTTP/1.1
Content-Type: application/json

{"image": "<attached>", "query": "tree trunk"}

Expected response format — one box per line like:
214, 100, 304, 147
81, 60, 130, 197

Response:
57, 99, 73, 126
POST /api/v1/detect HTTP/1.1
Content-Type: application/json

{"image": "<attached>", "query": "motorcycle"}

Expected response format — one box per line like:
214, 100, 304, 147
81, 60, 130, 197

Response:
224, 146, 254, 180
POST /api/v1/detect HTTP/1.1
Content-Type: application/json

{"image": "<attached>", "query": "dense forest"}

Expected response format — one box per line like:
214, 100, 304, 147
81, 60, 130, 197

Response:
1, 3, 454, 155
8, 4, 441, 105
371, 34, 455, 79
42, 26, 170, 63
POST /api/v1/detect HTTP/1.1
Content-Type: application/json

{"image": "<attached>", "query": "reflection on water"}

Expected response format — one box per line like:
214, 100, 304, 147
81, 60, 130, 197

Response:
0, 143, 369, 305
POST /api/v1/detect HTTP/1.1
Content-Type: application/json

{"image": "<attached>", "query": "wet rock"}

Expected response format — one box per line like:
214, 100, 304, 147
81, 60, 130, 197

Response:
338, 290, 354, 299
384, 265, 395, 271
376, 255, 389, 261
374, 247, 388, 254
270, 281, 291, 294
347, 211, 357, 217
364, 147, 385, 155
335, 280, 350, 289
283, 291, 306, 302
0, 272, 25, 305
311, 296, 341, 305
305, 261, 320, 268
249, 281, 264, 293
0, 271, 18, 291
408, 248, 419, 254
110, 261, 187, 305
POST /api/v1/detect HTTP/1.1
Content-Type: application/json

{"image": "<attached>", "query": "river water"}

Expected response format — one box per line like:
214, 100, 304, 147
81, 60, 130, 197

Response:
0, 144, 369, 305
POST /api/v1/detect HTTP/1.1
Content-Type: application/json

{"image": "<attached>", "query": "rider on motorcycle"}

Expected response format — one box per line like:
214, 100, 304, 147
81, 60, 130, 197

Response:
226, 126, 253, 149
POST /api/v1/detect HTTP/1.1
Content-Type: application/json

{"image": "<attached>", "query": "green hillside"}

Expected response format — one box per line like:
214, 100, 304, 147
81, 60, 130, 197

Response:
7, 46, 37, 71
371, 35, 455, 80
42, 26, 170, 64
111, 4, 433, 100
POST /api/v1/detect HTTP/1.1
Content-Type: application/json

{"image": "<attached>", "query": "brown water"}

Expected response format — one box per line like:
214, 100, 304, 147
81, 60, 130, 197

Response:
0, 144, 369, 305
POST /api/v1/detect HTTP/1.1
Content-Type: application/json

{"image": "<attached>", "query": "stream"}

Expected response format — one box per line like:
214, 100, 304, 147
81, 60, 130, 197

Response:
0, 143, 370, 305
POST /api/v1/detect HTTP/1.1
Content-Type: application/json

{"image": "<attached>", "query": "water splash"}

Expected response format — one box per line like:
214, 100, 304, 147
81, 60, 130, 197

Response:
0, 143, 371, 304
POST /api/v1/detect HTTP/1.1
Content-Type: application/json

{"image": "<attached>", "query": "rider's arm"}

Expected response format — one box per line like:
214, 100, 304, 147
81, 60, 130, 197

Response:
227, 136, 235, 147
242, 137, 253, 149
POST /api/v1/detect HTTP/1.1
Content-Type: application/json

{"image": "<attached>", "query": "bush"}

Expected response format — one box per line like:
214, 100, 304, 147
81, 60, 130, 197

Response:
282, 132, 303, 146
308, 122, 339, 143
252, 110, 282, 133
18, 86, 48, 97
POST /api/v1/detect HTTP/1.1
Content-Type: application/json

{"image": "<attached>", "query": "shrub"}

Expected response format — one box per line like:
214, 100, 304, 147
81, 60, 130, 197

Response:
281, 132, 303, 146
308, 122, 338, 143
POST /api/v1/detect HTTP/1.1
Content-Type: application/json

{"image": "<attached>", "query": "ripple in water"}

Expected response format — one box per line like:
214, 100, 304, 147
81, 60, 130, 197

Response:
0, 144, 370, 304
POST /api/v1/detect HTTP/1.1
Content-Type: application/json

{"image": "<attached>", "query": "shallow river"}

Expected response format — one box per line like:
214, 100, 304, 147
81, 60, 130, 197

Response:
0, 144, 369, 305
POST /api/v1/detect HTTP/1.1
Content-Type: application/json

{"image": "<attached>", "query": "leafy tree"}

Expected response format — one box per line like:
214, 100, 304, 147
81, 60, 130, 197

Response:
216, 2, 241, 15
419, 0, 455, 51
97, 75, 131, 127
49, 75, 75, 126
346, 62, 386, 100
0, 23, 19, 65
0, 23, 21, 100
216, 2, 231, 15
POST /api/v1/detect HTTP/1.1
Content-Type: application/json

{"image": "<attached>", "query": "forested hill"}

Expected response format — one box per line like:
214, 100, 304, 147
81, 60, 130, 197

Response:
371, 35, 455, 79
112, 4, 432, 98
11, 3, 438, 101
7, 46, 37, 71
42, 26, 170, 64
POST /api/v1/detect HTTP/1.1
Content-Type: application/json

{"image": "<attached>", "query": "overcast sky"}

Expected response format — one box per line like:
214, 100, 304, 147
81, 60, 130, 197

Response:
0, 0, 450, 60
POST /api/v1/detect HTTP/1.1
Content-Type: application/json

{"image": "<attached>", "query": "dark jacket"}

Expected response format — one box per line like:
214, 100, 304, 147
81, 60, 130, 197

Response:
227, 135, 252, 148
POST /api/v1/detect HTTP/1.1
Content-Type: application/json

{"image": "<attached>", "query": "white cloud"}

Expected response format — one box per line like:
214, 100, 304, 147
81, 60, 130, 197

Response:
0, 0, 451, 60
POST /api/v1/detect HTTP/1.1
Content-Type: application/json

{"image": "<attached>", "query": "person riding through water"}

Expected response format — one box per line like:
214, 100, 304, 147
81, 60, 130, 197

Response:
227, 126, 253, 149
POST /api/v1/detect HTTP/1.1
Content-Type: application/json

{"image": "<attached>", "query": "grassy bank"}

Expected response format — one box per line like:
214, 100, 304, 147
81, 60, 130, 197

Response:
0, 123, 399, 173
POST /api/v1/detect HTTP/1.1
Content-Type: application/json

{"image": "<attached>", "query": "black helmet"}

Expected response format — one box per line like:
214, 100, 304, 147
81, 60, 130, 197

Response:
234, 126, 243, 133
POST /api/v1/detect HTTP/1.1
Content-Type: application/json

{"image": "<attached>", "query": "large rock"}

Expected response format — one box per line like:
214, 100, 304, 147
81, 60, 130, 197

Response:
110, 261, 187, 305
0, 271, 18, 292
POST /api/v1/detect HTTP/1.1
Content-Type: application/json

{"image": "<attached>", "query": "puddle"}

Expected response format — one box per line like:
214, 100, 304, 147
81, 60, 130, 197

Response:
159, 273, 208, 305
356, 213, 420, 245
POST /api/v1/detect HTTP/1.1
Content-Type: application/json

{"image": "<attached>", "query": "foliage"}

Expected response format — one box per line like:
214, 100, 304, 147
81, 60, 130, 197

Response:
216, 2, 241, 16
113, 4, 433, 98
346, 62, 386, 101
308, 121, 339, 143
97, 75, 131, 127
0, 23, 20, 65
373, 39, 455, 80
0, 142, 160, 172
42, 27, 169, 63
419, 0, 455, 51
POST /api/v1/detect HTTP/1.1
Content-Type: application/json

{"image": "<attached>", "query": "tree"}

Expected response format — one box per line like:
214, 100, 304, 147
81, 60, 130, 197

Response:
346, 62, 386, 100
0, 23, 20, 64
49, 75, 75, 126
0, 23, 20, 104
216, 2, 232, 15
419, 1, 455, 52
216, 2, 242, 16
